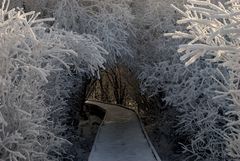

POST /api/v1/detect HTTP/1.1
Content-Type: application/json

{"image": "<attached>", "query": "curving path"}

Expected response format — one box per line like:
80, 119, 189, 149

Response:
86, 101, 161, 161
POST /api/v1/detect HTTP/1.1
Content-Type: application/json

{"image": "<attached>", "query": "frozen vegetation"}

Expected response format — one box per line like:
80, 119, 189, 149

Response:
2, 0, 240, 161
0, 0, 106, 160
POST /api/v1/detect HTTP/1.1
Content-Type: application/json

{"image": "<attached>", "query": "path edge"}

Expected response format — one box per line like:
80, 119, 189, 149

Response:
85, 100, 162, 161
85, 101, 108, 161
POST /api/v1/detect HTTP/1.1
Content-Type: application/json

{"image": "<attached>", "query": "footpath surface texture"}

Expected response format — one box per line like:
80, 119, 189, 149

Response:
86, 101, 161, 161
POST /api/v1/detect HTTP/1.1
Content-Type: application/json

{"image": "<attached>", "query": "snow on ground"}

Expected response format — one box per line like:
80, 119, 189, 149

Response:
86, 101, 160, 161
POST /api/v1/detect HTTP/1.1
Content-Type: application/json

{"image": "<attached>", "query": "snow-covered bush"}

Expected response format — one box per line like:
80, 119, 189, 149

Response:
0, 2, 69, 160
165, 0, 240, 160
41, 28, 107, 137
54, 0, 134, 63
136, 0, 240, 160
142, 0, 185, 40
8, 0, 57, 17
139, 59, 230, 160
133, 0, 185, 65
53, 0, 135, 108
134, 0, 186, 113
0, 0, 107, 160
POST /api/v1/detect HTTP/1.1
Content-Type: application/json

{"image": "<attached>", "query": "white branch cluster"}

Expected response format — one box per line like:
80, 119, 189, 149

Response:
0, 0, 107, 160
164, 0, 240, 160
54, 0, 134, 63
137, 0, 240, 160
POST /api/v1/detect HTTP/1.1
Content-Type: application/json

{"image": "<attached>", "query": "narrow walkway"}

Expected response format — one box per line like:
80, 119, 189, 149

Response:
86, 101, 161, 161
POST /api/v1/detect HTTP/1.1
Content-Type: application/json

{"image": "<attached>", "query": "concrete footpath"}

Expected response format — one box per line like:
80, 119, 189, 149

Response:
86, 101, 161, 161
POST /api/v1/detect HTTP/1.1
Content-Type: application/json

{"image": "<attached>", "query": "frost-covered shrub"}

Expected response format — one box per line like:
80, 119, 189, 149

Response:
53, 0, 86, 32
137, 0, 240, 160
165, 0, 240, 160
134, 0, 185, 65
54, 0, 134, 63
8, 0, 57, 17
139, 56, 231, 160
0, 0, 107, 160
142, 0, 185, 40
0, 1, 69, 160
9, 0, 23, 8
41, 28, 107, 137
